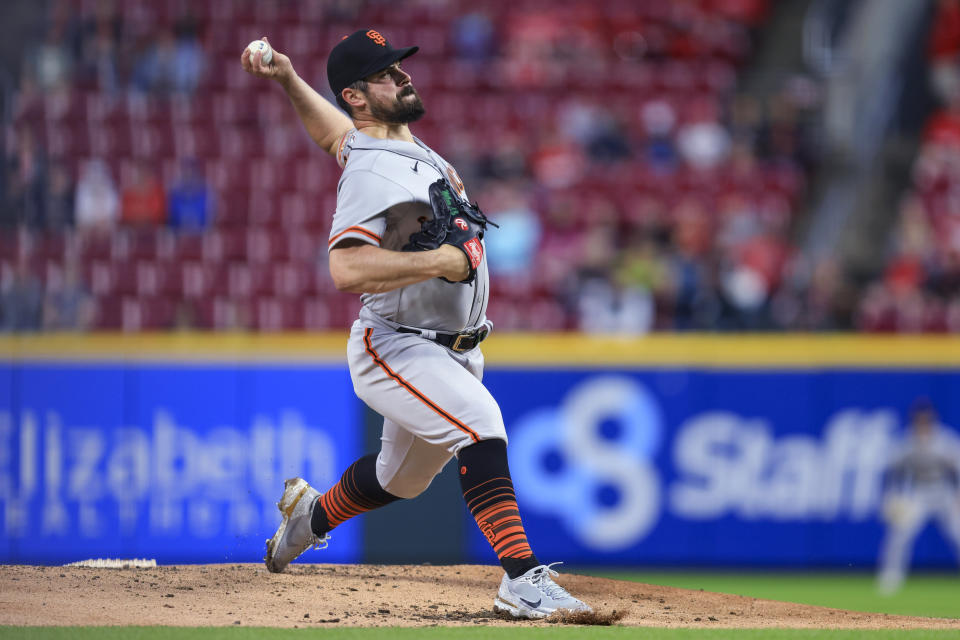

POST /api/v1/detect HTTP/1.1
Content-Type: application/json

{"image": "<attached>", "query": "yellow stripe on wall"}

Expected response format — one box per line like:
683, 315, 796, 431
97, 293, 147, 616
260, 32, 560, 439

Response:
1, 332, 959, 368
0, 332, 349, 363
482, 334, 960, 368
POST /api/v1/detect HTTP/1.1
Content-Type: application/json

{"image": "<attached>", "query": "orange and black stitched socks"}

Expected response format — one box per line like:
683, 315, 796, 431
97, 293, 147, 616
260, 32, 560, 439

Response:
311, 453, 400, 536
458, 438, 540, 579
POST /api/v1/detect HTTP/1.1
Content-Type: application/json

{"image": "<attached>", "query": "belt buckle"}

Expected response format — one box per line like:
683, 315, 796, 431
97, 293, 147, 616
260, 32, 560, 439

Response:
451, 333, 471, 352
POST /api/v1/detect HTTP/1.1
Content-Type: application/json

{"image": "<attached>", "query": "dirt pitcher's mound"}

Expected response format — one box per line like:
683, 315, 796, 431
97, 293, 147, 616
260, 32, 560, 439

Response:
1, 563, 958, 629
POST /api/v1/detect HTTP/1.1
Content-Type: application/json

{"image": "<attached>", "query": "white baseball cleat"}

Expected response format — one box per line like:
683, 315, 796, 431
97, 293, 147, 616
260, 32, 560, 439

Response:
264, 477, 329, 573
493, 562, 592, 619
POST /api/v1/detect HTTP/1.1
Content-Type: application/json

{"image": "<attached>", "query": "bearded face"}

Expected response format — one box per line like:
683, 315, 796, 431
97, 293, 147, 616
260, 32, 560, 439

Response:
366, 84, 426, 124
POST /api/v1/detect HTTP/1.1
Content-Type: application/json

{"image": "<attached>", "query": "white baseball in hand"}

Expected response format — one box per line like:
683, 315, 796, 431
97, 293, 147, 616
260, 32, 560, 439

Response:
247, 39, 273, 65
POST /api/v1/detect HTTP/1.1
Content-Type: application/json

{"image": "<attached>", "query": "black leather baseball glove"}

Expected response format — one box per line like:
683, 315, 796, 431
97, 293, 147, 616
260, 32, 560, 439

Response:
402, 179, 497, 284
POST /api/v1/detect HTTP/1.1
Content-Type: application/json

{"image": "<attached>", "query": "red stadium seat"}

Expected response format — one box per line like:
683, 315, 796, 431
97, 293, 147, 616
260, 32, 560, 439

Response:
279, 193, 310, 228
136, 261, 183, 297
175, 234, 204, 262
212, 93, 258, 125
43, 90, 85, 123
247, 158, 290, 192
89, 124, 132, 157
303, 297, 333, 329
253, 297, 304, 331
131, 123, 175, 159
287, 231, 323, 264
247, 229, 290, 263
114, 229, 173, 262
45, 123, 90, 159
204, 229, 247, 262
78, 233, 115, 262
94, 296, 123, 330
209, 297, 253, 330
206, 159, 246, 192
123, 296, 176, 331
181, 261, 223, 299
226, 262, 272, 298
217, 191, 251, 228
171, 94, 214, 125
248, 189, 282, 227
272, 261, 317, 298
85, 93, 128, 125
174, 127, 219, 158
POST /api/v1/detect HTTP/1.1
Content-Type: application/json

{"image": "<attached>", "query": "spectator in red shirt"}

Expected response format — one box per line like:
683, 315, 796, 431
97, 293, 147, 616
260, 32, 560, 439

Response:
121, 161, 166, 226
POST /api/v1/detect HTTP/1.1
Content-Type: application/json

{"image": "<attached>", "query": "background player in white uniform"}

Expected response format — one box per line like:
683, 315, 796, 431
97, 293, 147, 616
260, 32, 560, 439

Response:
877, 398, 960, 594
241, 30, 590, 619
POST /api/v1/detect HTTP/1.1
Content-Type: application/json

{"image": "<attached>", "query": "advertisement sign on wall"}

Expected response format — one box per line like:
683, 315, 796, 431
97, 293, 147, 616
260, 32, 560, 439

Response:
3, 342, 958, 568
0, 363, 362, 564
471, 369, 960, 568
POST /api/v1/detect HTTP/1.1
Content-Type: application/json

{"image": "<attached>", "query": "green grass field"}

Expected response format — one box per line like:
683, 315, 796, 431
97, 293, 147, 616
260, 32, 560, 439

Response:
593, 570, 960, 619
4, 571, 960, 640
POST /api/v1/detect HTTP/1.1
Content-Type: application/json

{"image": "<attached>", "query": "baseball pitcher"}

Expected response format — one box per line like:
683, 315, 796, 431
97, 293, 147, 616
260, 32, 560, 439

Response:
241, 29, 590, 619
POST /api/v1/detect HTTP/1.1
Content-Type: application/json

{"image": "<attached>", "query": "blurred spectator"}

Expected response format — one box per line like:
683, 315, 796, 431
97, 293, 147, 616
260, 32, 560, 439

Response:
536, 195, 586, 295
75, 159, 119, 230
483, 182, 541, 277
613, 233, 672, 331
530, 128, 586, 189
569, 217, 659, 334
641, 99, 679, 171
669, 198, 722, 330
121, 161, 166, 226
76, 0, 122, 93
576, 276, 655, 334
563, 212, 634, 332
451, 12, 496, 62
772, 256, 855, 330
1, 259, 44, 332
168, 159, 214, 231
677, 106, 731, 169
27, 2, 77, 91
44, 161, 75, 230
929, 0, 960, 106
716, 192, 762, 252
131, 21, 205, 94
42, 262, 95, 330
475, 132, 528, 182
760, 89, 813, 170
557, 100, 631, 164
713, 0, 770, 26
728, 94, 765, 148
3, 126, 47, 228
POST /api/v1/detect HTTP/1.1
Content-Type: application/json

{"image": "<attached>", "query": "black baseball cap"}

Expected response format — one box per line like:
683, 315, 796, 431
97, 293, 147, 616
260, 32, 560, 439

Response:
327, 29, 419, 98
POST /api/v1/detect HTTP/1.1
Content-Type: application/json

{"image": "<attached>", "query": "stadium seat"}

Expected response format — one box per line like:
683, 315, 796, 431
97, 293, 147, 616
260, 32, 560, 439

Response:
136, 261, 183, 297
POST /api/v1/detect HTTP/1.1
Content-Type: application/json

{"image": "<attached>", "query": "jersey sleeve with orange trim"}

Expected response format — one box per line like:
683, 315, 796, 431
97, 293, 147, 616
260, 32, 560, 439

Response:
328, 170, 412, 251
336, 129, 357, 169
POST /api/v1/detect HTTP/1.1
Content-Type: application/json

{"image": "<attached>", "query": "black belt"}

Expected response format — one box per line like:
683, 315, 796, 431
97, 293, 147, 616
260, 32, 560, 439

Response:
396, 326, 489, 352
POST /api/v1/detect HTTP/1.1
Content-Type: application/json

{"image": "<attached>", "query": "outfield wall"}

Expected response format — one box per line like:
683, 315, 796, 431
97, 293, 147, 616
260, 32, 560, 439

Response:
1, 333, 959, 568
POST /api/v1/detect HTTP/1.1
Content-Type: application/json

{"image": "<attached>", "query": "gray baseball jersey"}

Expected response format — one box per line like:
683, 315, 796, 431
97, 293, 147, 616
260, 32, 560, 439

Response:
329, 128, 506, 495
886, 427, 960, 490
328, 129, 490, 333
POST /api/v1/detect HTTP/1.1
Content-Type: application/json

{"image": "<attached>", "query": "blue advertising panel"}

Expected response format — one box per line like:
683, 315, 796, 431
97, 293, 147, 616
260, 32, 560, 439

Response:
3, 335, 959, 569
470, 369, 960, 568
0, 363, 361, 564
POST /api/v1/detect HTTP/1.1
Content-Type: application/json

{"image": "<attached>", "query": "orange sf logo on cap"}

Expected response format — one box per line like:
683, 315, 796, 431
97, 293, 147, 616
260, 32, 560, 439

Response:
366, 30, 387, 46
